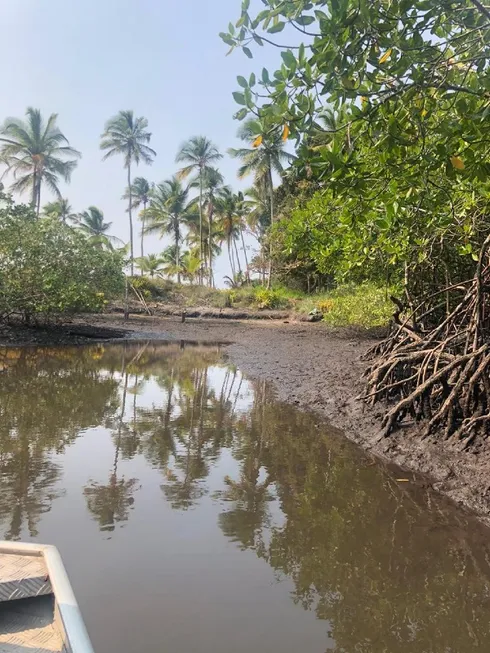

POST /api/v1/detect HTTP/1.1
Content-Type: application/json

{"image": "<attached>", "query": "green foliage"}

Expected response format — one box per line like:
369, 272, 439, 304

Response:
224, 0, 490, 303
73, 206, 117, 249
251, 286, 290, 309
314, 284, 393, 328
134, 254, 165, 278
128, 276, 172, 300
0, 195, 124, 320
42, 198, 76, 224
227, 284, 298, 310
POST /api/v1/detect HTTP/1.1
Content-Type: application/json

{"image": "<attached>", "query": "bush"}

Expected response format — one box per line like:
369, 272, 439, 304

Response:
129, 276, 173, 300
0, 195, 124, 321
317, 283, 394, 328
225, 285, 297, 310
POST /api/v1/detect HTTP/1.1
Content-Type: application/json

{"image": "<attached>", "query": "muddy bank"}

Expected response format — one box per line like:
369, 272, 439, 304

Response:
3, 312, 490, 526
0, 320, 130, 346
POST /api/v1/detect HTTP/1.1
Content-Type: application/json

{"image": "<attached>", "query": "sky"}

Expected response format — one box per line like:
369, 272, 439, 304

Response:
0, 0, 283, 286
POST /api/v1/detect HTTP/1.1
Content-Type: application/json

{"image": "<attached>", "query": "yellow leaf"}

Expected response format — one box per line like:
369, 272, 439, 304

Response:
421, 108, 428, 118
253, 135, 263, 148
282, 124, 290, 141
450, 156, 465, 170
379, 48, 392, 64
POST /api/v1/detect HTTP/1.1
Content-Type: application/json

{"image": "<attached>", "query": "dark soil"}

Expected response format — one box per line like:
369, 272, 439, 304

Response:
3, 312, 490, 526
0, 320, 130, 346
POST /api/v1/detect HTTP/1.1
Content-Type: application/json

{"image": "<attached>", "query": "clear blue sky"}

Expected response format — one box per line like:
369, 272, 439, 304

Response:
1, 0, 281, 285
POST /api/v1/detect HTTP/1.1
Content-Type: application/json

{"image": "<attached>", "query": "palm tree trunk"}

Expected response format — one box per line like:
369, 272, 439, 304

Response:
267, 162, 274, 289
141, 199, 146, 262
240, 227, 250, 283
36, 183, 41, 218
175, 222, 181, 285
208, 208, 213, 288
199, 169, 203, 285
233, 238, 243, 276
228, 239, 236, 278
31, 172, 37, 211
128, 165, 134, 276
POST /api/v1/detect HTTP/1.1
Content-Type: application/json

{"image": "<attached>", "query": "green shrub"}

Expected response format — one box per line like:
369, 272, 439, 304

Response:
252, 287, 295, 309
318, 283, 394, 328
0, 196, 124, 320
128, 276, 173, 300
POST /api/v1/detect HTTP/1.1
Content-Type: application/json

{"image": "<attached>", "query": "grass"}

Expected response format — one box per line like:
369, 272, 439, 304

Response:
126, 277, 394, 328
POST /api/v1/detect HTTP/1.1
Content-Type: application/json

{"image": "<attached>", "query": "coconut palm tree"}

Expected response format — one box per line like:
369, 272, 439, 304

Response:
42, 198, 76, 224
0, 108, 81, 216
158, 245, 180, 281
176, 136, 222, 284
216, 188, 244, 280
74, 206, 117, 248
194, 167, 228, 287
244, 183, 275, 284
235, 192, 251, 283
100, 111, 156, 275
180, 250, 201, 285
123, 176, 152, 259
244, 183, 270, 239
143, 177, 195, 284
186, 218, 223, 284
135, 253, 165, 278
229, 119, 291, 287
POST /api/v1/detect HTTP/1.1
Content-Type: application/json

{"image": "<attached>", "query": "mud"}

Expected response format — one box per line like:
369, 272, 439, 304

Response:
3, 311, 490, 526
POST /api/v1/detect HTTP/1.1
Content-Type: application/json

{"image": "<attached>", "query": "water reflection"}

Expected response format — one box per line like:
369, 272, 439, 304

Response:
1, 342, 490, 652
0, 346, 120, 539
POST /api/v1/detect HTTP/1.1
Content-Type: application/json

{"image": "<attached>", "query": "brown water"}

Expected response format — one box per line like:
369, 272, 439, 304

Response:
2, 342, 490, 652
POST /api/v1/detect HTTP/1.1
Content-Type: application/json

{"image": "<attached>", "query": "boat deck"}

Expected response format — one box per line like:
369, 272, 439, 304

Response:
0, 595, 64, 652
0, 551, 64, 653
0, 552, 51, 603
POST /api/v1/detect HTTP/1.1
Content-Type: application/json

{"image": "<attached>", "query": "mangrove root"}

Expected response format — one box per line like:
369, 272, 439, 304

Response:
362, 235, 490, 447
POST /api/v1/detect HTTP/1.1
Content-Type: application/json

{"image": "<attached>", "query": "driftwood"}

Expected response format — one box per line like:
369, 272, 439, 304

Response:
362, 235, 490, 449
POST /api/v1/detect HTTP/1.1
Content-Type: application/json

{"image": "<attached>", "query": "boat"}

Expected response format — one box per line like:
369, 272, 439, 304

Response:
0, 541, 94, 653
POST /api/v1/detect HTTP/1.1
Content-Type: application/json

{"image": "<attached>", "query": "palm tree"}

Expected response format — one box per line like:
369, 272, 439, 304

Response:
180, 250, 201, 284
229, 119, 291, 287
244, 183, 271, 284
160, 245, 182, 281
135, 253, 165, 278
186, 219, 223, 283
176, 136, 222, 284
216, 188, 244, 280
123, 176, 152, 259
195, 167, 228, 287
42, 198, 75, 224
74, 206, 116, 248
100, 111, 156, 275
0, 107, 81, 216
244, 184, 270, 233
236, 192, 251, 283
143, 177, 194, 284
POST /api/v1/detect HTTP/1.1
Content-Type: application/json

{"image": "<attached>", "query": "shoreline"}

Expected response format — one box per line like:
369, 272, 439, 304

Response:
3, 312, 490, 527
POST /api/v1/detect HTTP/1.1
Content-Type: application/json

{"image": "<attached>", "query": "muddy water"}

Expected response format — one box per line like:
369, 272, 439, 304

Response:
1, 342, 490, 652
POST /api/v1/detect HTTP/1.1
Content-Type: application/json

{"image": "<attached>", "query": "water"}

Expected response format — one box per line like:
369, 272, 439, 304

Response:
1, 342, 490, 652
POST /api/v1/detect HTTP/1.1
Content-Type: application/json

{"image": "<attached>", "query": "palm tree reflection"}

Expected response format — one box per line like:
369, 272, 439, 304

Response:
84, 372, 139, 533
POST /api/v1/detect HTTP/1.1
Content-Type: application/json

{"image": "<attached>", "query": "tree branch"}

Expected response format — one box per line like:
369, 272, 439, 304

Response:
469, 0, 490, 21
